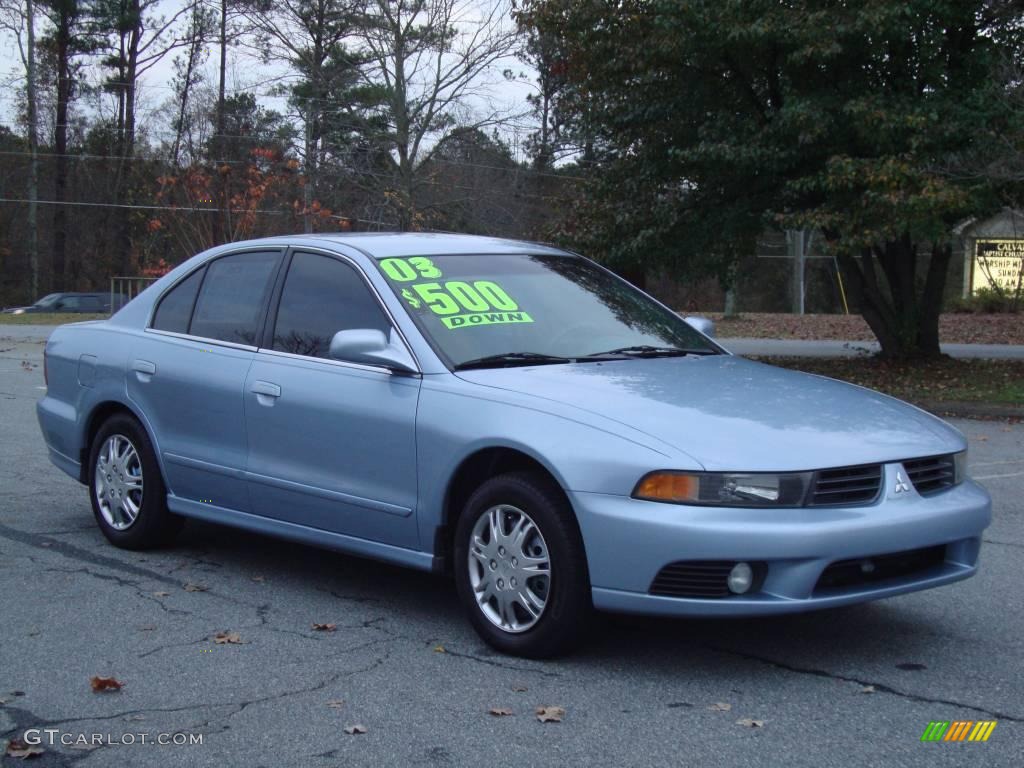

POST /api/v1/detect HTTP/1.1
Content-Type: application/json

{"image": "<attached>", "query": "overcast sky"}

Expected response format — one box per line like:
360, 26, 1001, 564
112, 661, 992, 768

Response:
0, 0, 539, 159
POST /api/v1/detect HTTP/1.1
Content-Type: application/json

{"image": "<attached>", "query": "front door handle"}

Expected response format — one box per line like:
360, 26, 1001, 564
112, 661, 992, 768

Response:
251, 380, 281, 406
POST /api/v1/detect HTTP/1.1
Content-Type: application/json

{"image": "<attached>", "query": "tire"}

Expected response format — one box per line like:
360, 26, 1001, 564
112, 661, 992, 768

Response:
453, 471, 591, 658
87, 413, 182, 550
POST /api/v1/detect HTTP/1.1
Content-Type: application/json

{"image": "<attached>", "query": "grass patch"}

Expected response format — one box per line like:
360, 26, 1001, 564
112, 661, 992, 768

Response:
759, 356, 1024, 405
0, 313, 108, 325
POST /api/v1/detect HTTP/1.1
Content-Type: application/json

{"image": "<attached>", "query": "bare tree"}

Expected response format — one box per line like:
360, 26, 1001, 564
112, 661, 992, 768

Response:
96, 0, 199, 271
360, 0, 519, 229
242, 0, 364, 233
169, 1, 214, 166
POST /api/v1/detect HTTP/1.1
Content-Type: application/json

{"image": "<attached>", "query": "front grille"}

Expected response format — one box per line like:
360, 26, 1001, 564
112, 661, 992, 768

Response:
904, 454, 956, 495
809, 464, 882, 506
814, 545, 946, 593
650, 561, 734, 598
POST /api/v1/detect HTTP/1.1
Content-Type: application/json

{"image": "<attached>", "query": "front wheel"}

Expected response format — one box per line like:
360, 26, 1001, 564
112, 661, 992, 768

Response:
453, 472, 591, 658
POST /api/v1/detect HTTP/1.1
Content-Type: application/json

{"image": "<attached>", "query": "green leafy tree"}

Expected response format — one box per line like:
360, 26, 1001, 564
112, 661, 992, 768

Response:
522, 0, 1024, 358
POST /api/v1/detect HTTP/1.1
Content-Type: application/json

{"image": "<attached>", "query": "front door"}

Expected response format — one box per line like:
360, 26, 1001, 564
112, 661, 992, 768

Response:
243, 250, 421, 549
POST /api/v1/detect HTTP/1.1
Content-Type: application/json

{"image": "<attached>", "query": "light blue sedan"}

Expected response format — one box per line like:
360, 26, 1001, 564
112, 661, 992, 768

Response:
37, 234, 991, 657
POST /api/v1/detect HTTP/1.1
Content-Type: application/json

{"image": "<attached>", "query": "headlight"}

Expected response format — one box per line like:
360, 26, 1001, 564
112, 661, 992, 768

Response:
634, 470, 813, 507
953, 450, 967, 484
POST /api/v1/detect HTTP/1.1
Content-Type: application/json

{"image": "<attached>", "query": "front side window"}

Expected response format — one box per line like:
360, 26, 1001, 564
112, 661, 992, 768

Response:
189, 251, 280, 345
375, 253, 717, 368
271, 251, 390, 359
33, 293, 61, 308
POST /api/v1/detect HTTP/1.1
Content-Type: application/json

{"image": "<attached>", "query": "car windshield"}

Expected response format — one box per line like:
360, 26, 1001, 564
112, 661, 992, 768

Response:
33, 293, 61, 307
375, 253, 717, 368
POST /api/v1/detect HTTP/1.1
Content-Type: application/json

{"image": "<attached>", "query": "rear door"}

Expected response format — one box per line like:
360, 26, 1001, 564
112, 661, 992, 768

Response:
127, 249, 283, 512
243, 249, 421, 549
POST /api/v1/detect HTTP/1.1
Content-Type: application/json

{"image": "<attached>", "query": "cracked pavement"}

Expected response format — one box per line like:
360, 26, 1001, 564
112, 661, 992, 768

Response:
1, 334, 1022, 767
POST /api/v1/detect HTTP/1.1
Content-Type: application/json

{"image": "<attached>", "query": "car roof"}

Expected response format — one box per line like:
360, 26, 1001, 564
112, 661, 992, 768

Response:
239, 232, 572, 259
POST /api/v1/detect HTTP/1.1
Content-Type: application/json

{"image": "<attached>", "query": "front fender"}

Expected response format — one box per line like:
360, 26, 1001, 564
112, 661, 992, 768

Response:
414, 375, 694, 553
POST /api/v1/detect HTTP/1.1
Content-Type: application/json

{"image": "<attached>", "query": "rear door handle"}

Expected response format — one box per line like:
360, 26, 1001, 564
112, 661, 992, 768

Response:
251, 380, 281, 406
131, 359, 156, 381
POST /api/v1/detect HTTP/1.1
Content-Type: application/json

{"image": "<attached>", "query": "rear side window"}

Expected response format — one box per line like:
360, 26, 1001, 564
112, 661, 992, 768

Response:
190, 251, 280, 345
271, 252, 390, 358
152, 267, 204, 334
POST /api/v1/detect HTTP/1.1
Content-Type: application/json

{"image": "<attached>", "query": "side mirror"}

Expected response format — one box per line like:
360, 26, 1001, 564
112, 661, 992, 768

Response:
683, 315, 715, 338
328, 328, 417, 374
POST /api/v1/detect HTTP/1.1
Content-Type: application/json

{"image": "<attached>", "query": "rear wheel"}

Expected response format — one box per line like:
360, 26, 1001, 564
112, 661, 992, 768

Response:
88, 413, 181, 549
453, 472, 591, 658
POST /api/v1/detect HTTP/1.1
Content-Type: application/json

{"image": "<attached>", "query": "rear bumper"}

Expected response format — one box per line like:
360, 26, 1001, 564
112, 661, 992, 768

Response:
571, 469, 991, 617
37, 395, 83, 483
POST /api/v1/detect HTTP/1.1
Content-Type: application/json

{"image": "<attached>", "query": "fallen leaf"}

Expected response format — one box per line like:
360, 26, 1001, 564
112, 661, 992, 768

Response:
213, 631, 243, 645
312, 623, 337, 632
511, 685, 528, 693
535, 706, 565, 723
973, 435, 989, 442
489, 707, 513, 716
90, 676, 124, 693
183, 583, 208, 592
860, 685, 875, 694
709, 702, 732, 712
5, 739, 44, 759
736, 718, 765, 728
433, 644, 446, 653
251, 575, 265, 583
326, 700, 345, 709
152, 591, 170, 598
344, 725, 367, 735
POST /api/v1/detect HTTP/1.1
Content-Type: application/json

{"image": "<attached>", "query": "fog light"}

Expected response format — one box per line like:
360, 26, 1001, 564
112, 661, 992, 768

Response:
727, 562, 754, 594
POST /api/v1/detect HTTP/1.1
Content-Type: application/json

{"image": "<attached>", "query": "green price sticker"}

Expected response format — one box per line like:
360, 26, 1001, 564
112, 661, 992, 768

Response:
381, 257, 443, 281
411, 281, 519, 316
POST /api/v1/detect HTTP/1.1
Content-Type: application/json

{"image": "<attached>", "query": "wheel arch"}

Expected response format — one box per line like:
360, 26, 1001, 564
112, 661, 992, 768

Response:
79, 399, 165, 485
436, 445, 581, 573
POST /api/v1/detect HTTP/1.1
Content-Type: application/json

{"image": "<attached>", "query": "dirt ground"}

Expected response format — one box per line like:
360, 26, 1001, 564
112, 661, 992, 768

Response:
707, 312, 1023, 345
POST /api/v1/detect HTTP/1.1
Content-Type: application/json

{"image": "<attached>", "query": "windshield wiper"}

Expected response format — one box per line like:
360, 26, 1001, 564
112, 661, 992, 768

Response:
454, 352, 573, 371
582, 345, 716, 358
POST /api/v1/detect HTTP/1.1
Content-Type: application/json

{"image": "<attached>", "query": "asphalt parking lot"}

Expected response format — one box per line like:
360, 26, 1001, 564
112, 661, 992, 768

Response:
1, 332, 1022, 767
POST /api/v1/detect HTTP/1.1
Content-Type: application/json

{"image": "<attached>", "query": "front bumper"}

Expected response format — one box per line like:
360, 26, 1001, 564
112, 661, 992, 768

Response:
571, 466, 991, 617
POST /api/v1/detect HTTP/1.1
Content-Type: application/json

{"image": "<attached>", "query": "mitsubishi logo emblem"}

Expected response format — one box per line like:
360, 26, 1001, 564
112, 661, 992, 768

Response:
894, 471, 911, 494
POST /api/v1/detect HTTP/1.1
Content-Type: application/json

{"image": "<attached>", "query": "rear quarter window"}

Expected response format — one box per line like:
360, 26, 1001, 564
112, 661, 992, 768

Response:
152, 267, 205, 334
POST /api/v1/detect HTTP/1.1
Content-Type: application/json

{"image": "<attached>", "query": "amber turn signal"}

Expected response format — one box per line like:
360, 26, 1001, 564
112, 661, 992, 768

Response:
634, 472, 700, 502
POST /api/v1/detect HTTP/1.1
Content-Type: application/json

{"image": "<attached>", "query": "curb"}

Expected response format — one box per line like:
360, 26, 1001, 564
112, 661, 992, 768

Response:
913, 400, 1024, 421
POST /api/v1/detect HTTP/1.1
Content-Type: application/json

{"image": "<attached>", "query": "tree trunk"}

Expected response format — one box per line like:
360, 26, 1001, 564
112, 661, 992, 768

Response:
25, 0, 39, 296
213, 0, 227, 244
115, 3, 141, 276
52, 3, 72, 289
836, 236, 948, 359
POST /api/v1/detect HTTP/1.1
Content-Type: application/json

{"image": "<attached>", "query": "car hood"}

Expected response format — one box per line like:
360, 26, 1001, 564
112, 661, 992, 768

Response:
455, 355, 964, 471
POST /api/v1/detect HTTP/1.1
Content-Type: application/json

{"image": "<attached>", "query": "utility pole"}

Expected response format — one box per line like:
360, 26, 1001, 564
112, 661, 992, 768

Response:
25, 0, 39, 296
